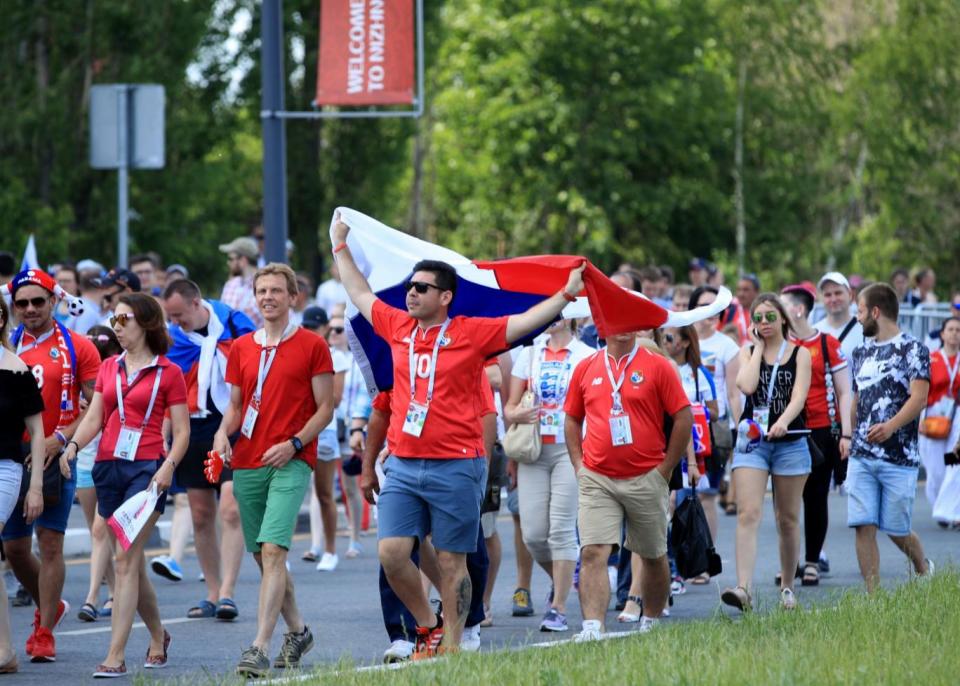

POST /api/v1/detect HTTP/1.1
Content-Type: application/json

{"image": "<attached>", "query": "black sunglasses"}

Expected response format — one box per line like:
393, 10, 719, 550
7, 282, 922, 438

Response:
14, 297, 49, 309
404, 280, 443, 295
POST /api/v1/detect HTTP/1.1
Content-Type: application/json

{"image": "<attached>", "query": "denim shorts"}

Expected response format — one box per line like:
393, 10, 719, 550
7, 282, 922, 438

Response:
846, 457, 918, 536
316, 429, 341, 463
378, 456, 487, 553
731, 438, 811, 476
2, 467, 78, 540
506, 486, 519, 515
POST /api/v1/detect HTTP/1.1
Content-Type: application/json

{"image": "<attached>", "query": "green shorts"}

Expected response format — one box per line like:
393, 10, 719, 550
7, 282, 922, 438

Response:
232, 459, 311, 553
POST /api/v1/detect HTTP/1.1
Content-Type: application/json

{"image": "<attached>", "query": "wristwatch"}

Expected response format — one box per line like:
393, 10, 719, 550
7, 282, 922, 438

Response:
289, 436, 303, 453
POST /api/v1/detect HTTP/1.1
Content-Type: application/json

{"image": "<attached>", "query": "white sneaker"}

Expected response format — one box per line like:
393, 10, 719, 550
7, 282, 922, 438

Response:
920, 558, 935, 578
780, 587, 797, 610
316, 553, 339, 572
573, 619, 603, 643
638, 616, 659, 633
382, 639, 415, 663
460, 624, 481, 652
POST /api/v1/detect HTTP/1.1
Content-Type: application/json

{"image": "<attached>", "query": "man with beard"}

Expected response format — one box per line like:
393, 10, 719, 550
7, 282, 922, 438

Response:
847, 283, 933, 591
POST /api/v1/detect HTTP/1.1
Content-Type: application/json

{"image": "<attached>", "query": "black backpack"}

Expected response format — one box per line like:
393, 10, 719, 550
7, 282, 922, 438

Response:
670, 489, 722, 579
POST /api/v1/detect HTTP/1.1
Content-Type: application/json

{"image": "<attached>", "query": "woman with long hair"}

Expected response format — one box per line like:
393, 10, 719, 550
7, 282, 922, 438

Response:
919, 317, 960, 517
504, 319, 594, 632
61, 293, 189, 676
75, 326, 122, 622
721, 294, 811, 612
0, 296, 46, 673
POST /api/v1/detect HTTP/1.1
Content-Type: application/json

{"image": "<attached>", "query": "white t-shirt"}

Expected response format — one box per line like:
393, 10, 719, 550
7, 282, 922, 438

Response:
698, 331, 740, 419
678, 363, 717, 405
512, 338, 594, 444
815, 316, 864, 362
323, 347, 353, 433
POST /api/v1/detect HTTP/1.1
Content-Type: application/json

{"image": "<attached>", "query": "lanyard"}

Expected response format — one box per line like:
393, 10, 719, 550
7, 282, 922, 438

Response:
408, 319, 451, 403
15, 326, 56, 355
254, 321, 297, 406
602, 341, 640, 412
116, 356, 164, 429
763, 340, 788, 407
942, 350, 960, 392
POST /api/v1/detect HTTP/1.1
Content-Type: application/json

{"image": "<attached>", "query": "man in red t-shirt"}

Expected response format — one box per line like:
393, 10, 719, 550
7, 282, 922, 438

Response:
213, 264, 334, 678
332, 215, 584, 655
4, 269, 101, 661
564, 331, 692, 639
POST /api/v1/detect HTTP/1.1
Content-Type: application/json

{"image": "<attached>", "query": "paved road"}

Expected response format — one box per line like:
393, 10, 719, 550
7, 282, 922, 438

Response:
6, 488, 957, 682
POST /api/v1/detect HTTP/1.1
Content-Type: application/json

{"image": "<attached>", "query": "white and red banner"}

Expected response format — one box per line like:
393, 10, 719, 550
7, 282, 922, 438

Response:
315, 0, 415, 106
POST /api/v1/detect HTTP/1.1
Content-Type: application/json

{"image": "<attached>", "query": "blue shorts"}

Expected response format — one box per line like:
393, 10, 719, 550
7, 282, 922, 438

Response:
2, 468, 78, 541
732, 438, 811, 476
92, 459, 168, 519
846, 457, 918, 536
378, 456, 487, 553
507, 486, 519, 515
77, 466, 95, 490
316, 429, 341, 463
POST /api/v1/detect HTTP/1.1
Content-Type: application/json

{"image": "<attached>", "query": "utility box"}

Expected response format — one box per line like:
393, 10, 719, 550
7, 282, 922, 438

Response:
90, 84, 165, 170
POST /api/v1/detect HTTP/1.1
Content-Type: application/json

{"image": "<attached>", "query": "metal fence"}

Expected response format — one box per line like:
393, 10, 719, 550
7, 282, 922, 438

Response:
809, 303, 957, 342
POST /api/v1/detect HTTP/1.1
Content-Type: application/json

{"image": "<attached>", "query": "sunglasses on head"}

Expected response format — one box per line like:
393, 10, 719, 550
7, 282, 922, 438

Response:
13, 297, 49, 309
110, 313, 135, 328
404, 281, 443, 295
752, 311, 779, 323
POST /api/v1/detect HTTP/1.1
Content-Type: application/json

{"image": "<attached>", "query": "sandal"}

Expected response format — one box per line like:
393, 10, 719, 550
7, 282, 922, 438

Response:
617, 595, 642, 623
721, 586, 752, 612
144, 630, 171, 668
78, 602, 99, 622
774, 565, 803, 586
690, 573, 710, 585
724, 502, 737, 516
215, 598, 238, 621
801, 562, 820, 587
187, 600, 217, 619
301, 549, 319, 562
99, 598, 113, 618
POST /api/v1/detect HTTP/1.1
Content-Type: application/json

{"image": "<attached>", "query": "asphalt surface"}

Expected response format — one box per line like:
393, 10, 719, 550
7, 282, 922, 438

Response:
5, 486, 958, 683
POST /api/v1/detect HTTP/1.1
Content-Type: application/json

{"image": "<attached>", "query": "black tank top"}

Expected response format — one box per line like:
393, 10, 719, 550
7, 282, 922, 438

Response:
741, 345, 806, 440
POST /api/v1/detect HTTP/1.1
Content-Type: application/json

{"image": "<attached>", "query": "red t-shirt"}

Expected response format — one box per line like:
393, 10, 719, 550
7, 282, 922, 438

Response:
928, 350, 960, 407
564, 346, 690, 479
17, 326, 101, 440
791, 332, 847, 430
95, 355, 187, 462
225, 328, 333, 470
371, 300, 508, 458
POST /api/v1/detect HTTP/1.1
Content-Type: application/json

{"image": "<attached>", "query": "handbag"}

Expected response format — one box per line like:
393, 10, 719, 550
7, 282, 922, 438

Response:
806, 435, 825, 468
18, 459, 62, 508
502, 348, 542, 464
670, 487, 722, 579
921, 352, 960, 440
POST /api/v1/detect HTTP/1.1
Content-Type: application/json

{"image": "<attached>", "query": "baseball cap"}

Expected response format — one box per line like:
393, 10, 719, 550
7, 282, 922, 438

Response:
782, 283, 817, 310
688, 257, 708, 270
817, 271, 850, 291
218, 237, 259, 260
301, 306, 329, 330
93, 268, 142, 292
76, 259, 105, 275
165, 263, 189, 279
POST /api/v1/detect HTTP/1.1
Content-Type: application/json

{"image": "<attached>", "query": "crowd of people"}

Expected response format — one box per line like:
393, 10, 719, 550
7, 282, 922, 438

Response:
0, 230, 957, 678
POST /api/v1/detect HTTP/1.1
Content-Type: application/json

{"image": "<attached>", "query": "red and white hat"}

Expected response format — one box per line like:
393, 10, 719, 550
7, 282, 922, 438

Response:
3, 268, 85, 316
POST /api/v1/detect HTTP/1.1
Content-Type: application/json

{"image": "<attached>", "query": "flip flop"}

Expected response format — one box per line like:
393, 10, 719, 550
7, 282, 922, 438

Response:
690, 573, 710, 585
215, 598, 238, 621
187, 600, 216, 619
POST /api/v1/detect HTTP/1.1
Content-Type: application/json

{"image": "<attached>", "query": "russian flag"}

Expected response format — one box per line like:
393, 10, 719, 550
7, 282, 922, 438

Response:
330, 208, 731, 393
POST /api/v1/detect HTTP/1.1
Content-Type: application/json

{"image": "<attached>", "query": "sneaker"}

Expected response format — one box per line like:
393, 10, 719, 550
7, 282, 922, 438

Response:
479, 604, 493, 628
460, 624, 481, 652
236, 645, 270, 678
150, 555, 184, 582
920, 558, 935, 578
539, 608, 568, 632
382, 639, 415, 663
670, 576, 686, 596
315, 552, 339, 572
12, 585, 32, 607
511, 588, 534, 617
26, 600, 68, 656
411, 614, 443, 661
780, 587, 797, 610
92, 662, 126, 678
273, 625, 314, 668
818, 551, 830, 574
573, 619, 603, 643
30, 626, 55, 662
638, 616, 659, 633
345, 541, 362, 559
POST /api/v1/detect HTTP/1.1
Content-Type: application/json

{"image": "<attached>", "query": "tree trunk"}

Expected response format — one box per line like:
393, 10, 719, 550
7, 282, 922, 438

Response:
733, 58, 747, 277
827, 139, 868, 269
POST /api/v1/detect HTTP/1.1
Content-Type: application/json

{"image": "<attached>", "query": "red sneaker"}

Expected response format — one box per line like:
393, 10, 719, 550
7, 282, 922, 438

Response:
30, 626, 55, 663
411, 615, 444, 661
26, 599, 69, 656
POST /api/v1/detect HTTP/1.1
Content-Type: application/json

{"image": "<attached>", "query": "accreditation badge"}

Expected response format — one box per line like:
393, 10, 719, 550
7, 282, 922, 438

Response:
241, 404, 260, 439
402, 401, 429, 438
113, 427, 143, 461
609, 413, 633, 447
753, 405, 771, 432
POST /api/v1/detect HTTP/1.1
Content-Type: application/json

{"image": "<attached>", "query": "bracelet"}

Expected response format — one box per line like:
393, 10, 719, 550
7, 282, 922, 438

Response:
349, 427, 364, 435
561, 290, 577, 303
54, 430, 67, 446
164, 458, 178, 468
841, 435, 852, 440
66, 440, 79, 453
333, 242, 348, 254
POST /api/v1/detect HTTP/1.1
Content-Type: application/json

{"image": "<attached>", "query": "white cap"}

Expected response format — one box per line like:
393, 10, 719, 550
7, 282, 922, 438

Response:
818, 271, 850, 291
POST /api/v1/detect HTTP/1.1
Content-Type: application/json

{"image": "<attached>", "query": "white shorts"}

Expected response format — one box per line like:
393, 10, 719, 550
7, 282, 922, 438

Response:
0, 460, 23, 525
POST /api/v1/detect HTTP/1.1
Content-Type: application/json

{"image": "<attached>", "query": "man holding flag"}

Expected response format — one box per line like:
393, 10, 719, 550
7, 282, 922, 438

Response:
332, 215, 585, 657
162, 278, 255, 622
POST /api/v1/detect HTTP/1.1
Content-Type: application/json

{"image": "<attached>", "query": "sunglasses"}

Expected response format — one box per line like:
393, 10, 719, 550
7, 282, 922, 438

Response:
110, 313, 135, 327
13, 297, 49, 309
752, 311, 779, 323
404, 281, 443, 295
88, 334, 113, 342
330, 326, 345, 334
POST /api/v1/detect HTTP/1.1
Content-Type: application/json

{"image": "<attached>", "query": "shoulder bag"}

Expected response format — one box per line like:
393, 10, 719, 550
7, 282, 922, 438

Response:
502, 347, 542, 464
